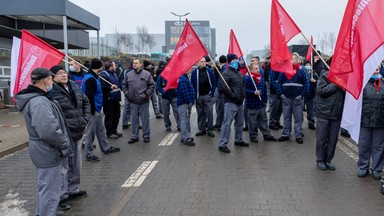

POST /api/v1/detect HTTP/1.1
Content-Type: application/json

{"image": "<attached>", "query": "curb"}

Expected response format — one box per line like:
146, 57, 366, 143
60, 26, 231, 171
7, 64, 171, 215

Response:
0, 142, 28, 158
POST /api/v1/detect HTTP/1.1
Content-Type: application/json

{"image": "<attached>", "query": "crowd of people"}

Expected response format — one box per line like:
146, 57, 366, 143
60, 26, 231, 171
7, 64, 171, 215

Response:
13, 52, 384, 215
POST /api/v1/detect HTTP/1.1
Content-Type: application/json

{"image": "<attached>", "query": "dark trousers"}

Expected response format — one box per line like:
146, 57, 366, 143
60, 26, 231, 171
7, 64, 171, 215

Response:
315, 117, 341, 163
103, 100, 121, 135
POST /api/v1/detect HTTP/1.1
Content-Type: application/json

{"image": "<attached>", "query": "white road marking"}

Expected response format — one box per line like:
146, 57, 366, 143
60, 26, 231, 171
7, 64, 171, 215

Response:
121, 161, 158, 188
337, 142, 359, 162
0, 191, 29, 216
339, 136, 359, 152
158, 133, 179, 146
191, 106, 196, 113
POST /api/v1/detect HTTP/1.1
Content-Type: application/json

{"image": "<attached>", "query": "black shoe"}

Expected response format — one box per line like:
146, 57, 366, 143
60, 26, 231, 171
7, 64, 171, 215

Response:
195, 130, 206, 136
68, 191, 87, 200
104, 146, 120, 154
269, 125, 279, 130
184, 138, 195, 146
139, 125, 142, 129
144, 138, 150, 143
340, 131, 351, 137
278, 136, 289, 142
128, 138, 139, 144
86, 155, 100, 162
207, 130, 215, 137
156, 115, 163, 119
81, 143, 85, 149
177, 127, 181, 131
243, 126, 248, 131
219, 146, 231, 153
122, 125, 129, 130
107, 134, 119, 139
166, 127, 172, 132
250, 138, 258, 143
296, 138, 304, 144
308, 125, 316, 130
277, 124, 283, 129
58, 198, 71, 211
234, 141, 249, 147
113, 132, 123, 137
264, 135, 277, 142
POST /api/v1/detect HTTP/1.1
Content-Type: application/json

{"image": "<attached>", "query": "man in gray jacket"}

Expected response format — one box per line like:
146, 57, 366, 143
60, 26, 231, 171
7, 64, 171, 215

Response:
123, 58, 155, 144
15, 67, 72, 216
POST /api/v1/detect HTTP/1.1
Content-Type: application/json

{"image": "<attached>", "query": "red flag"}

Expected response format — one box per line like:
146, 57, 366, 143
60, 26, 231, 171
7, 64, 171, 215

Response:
328, 0, 384, 99
14, 30, 65, 95
270, 0, 301, 78
228, 29, 243, 58
305, 36, 313, 61
162, 20, 208, 90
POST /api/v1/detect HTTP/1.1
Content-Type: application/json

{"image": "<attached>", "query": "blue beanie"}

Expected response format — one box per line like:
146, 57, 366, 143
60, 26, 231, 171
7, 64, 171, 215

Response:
227, 53, 237, 63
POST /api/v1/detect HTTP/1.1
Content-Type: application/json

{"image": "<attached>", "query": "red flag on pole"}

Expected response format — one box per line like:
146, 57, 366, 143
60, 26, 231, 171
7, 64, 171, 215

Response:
228, 29, 244, 58
270, 0, 301, 78
162, 19, 208, 90
328, 0, 384, 99
305, 36, 313, 61
14, 30, 65, 95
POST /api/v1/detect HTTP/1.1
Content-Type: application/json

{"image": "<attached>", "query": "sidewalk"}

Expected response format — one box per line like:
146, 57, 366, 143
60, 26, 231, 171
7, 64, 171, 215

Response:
0, 109, 28, 158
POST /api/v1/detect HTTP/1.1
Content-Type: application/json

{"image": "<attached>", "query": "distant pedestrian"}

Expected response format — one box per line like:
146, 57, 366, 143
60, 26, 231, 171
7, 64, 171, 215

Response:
315, 57, 345, 170
218, 54, 249, 153
244, 64, 277, 143
100, 61, 122, 139
68, 58, 87, 88
123, 58, 155, 144
177, 68, 196, 146
191, 57, 216, 137
15, 67, 72, 216
49, 65, 90, 210
357, 66, 384, 180
144, 60, 163, 119
82, 59, 121, 162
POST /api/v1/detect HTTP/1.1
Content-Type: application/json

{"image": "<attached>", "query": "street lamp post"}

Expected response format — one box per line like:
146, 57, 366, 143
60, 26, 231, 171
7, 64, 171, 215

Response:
170, 12, 190, 36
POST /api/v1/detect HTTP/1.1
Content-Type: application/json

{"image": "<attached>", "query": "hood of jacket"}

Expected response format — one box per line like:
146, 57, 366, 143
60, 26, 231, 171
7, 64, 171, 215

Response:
15, 85, 48, 112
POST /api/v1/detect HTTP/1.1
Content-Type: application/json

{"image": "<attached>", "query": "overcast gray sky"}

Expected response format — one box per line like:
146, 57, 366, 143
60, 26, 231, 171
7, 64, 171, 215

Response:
71, 0, 348, 55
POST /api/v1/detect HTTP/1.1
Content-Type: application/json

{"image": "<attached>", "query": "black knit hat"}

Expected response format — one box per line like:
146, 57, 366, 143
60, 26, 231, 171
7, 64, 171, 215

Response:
50, 65, 65, 75
226, 53, 237, 63
143, 60, 152, 68
91, 58, 103, 69
219, 55, 227, 64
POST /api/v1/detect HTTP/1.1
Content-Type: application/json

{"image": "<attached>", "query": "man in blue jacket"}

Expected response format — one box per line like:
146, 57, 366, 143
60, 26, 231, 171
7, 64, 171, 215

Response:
191, 57, 216, 137
277, 53, 310, 144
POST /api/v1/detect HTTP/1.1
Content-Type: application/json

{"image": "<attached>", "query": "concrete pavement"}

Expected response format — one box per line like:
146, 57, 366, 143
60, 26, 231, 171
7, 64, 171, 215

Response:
0, 107, 383, 216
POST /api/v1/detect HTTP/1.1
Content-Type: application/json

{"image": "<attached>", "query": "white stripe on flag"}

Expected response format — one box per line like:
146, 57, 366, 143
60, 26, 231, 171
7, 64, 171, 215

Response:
10, 37, 21, 97
341, 45, 384, 142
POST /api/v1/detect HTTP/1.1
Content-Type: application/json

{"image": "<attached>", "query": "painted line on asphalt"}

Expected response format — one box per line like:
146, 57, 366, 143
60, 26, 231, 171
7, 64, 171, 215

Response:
121, 160, 158, 187
0, 191, 28, 216
158, 133, 179, 146
339, 136, 358, 152
191, 106, 196, 114
337, 142, 358, 162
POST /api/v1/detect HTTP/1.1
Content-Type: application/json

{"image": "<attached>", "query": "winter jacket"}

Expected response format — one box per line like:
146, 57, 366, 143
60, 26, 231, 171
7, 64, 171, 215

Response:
156, 75, 177, 99
15, 85, 72, 168
244, 75, 268, 109
68, 69, 86, 88
82, 71, 103, 114
99, 69, 121, 102
269, 70, 280, 94
315, 70, 345, 120
220, 66, 245, 105
50, 80, 91, 141
122, 69, 155, 105
361, 78, 384, 127
191, 67, 216, 98
177, 74, 195, 106
277, 68, 310, 99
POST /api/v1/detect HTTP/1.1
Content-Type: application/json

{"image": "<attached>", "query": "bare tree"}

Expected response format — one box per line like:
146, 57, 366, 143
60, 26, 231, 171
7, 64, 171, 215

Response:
322, 32, 329, 54
327, 32, 336, 55
146, 34, 156, 53
317, 33, 326, 55
263, 43, 270, 58
298, 38, 307, 45
134, 43, 141, 54
120, 34, 134, 54
137, 26, 149, 54
114, 32, 123, 54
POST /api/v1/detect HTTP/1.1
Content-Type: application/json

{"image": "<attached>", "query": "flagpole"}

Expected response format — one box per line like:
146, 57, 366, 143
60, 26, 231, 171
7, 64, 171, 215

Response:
299, 32, 329, 69
310, 51, 313, 80
62, 56, 115, 87
207, 54, 231, 91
